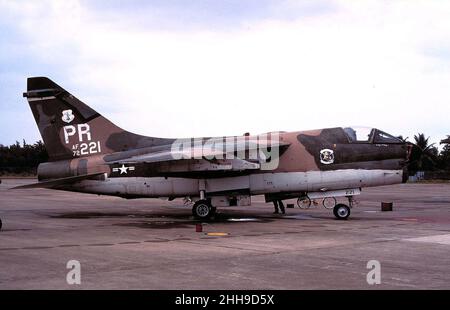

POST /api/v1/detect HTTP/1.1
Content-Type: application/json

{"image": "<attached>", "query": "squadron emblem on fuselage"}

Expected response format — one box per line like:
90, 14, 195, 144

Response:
320, 149, 334, 165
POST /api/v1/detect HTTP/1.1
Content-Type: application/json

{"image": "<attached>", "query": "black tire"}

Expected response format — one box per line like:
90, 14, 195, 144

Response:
192, 200, 213, 220
333, 204, 351, 220
0, 218, 2, 231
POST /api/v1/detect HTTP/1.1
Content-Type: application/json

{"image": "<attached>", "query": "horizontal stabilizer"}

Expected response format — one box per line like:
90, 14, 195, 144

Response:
11, 172, 105, 189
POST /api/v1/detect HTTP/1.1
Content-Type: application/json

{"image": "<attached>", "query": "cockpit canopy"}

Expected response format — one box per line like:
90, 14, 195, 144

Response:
343, 127, 403, 144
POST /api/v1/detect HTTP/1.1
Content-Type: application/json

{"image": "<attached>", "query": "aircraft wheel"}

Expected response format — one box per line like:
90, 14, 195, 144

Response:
297, 197, 311, 209
323, 197, 337, 209
333, 204, 351, 220
0, 217, 2, 230
192, 200, 213, 220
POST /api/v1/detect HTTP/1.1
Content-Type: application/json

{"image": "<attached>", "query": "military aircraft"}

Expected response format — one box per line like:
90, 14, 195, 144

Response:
13, 77, 411, 221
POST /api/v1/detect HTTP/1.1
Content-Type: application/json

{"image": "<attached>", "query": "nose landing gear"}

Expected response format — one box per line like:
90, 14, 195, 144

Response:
296, 192, 356, 220
333, 204, 351, 220
333, 196, 355, 220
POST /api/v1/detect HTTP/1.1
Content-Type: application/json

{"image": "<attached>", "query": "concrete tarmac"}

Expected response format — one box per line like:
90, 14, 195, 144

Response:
0, 179, 449, 289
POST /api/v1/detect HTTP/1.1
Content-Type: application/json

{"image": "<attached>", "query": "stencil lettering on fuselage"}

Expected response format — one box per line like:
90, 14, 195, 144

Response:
63, 123, 101, 157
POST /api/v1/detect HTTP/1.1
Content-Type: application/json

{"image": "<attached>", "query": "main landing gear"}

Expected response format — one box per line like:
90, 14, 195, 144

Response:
192, 187, 217, 220
192, 199, 216, 220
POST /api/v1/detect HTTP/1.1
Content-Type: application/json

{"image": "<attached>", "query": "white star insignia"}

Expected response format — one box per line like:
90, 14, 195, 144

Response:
112, 164, 135, 175
118, 164, 128, 174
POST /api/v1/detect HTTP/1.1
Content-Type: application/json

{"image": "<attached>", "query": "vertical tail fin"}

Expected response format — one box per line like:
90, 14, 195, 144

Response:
24, 77, 168, 161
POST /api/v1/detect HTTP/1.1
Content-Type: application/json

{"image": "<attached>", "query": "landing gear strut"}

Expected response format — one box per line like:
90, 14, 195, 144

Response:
192, 199, 215, 220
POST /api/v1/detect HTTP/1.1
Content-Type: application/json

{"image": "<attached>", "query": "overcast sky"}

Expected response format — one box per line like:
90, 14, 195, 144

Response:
1, 0, 449, 147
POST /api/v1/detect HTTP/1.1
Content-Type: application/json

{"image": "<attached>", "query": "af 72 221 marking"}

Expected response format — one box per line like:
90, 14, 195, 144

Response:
72, 141, 101, 156
63, 123, 102, 157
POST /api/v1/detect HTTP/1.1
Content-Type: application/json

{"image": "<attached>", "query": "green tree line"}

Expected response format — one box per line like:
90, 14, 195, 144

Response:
0, 140, 48, 175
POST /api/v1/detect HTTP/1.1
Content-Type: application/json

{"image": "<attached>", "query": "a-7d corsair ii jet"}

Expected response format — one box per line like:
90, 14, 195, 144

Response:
15, 77, 411, 220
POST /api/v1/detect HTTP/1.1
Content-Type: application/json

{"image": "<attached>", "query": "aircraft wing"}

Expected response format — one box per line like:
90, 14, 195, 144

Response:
107, 139, 290, 172
11, 172, 106, 189
109, 139, 290, 164
111, 152, 261, 172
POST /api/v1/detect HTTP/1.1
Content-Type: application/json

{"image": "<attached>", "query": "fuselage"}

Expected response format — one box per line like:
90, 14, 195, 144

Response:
37, 126, 409, 200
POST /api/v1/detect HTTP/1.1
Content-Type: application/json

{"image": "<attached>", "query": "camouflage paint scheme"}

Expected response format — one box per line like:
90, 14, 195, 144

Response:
19, 77, 410, 214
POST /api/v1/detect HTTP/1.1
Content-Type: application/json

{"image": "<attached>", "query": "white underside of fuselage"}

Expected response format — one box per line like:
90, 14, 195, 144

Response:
65, 169, 403, 198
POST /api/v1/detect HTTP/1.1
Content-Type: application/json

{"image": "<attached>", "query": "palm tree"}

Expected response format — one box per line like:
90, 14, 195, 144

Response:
408, 133, 438, 173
